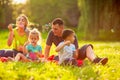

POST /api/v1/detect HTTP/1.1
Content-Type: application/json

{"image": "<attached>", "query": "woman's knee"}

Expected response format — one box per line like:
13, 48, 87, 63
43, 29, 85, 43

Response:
0, 50, 5, 55
0, 50, 14, 57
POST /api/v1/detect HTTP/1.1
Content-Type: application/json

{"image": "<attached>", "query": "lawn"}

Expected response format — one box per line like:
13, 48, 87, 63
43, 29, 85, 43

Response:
0, 30, 120, 80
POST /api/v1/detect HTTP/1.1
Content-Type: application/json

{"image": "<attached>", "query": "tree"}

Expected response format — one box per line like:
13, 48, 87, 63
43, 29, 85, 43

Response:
78, 0, 120, 40
0, 0, 13, 29
25, 0, 80, 27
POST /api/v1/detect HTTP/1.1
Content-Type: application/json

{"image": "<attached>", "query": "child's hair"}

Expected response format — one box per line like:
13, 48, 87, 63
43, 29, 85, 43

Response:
29, 28, 41, 44
62, 29, 74, 39
16, 14, 29, 27
52, 18, 64, 26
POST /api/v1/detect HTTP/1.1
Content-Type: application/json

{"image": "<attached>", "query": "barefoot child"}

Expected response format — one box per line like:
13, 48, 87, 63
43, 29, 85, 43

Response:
55, 29, 78, 65
14, 28, 42, 62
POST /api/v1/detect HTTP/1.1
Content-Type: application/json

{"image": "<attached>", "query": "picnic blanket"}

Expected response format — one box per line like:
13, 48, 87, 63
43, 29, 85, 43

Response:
0, 55, 83, 66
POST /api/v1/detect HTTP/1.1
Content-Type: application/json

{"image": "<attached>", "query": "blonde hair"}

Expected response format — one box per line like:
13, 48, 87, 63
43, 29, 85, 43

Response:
16, 14, 29, 27
29, 28, 42, 44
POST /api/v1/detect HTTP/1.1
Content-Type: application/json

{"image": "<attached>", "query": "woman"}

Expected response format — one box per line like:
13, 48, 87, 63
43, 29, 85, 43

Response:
0, 14, 29, 57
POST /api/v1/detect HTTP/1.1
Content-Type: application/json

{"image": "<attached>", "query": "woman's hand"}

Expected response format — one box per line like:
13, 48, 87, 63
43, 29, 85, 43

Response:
23, 41, 30, 54
24, 41, 30, 47
8, 24, 13, 32
35, 51, 42, 57
17, 45, 23, 52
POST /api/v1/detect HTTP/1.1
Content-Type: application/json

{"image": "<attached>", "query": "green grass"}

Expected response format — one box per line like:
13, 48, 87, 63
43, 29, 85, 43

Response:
0, 30, 120, 80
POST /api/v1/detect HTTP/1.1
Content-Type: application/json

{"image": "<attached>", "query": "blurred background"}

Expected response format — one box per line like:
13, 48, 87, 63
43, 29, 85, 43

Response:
0, 0, 120, 41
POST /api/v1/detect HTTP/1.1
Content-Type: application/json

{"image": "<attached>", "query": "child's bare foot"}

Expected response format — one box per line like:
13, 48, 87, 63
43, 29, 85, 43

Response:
8, 57, 15, 61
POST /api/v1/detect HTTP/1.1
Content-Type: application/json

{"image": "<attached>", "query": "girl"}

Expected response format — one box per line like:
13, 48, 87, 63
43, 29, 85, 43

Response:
0, 14, 29, 58
14, 28, 42, 62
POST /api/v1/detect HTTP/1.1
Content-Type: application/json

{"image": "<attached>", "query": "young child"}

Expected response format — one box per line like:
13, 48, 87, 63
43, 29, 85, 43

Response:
55, 29, 78, 65
14, 28, 43, 62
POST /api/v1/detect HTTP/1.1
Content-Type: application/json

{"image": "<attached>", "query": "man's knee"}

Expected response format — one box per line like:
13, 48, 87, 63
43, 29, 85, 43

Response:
86, 46, 92, 51
77, 44, 93, 60
86, 44, 93, 51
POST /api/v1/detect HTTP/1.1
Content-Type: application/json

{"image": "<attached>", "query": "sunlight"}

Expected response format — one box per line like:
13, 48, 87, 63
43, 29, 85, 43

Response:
12, 0, 27, 4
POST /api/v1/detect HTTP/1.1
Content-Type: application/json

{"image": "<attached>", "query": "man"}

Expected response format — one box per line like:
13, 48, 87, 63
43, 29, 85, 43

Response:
44, 18, 108, 65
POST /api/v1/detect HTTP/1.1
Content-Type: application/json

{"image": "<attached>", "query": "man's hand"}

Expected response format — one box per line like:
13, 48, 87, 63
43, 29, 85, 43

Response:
44, 45, 51, 59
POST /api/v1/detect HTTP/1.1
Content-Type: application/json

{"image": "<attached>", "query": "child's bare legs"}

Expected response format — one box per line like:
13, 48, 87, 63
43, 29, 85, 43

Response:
15, 53, 30, 62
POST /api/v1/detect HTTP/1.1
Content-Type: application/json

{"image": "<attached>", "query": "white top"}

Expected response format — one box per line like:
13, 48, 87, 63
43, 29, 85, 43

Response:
58, 41, 76, 64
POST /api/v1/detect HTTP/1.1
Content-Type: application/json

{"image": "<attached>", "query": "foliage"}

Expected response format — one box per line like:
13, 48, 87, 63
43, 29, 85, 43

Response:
0, 0, 13, 28
0, 0, 120, 41
78, 0, 120, 40
25, 0, 80, 27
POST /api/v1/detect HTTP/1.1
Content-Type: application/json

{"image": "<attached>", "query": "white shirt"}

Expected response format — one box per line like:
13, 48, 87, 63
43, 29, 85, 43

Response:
58, 41, 76, 64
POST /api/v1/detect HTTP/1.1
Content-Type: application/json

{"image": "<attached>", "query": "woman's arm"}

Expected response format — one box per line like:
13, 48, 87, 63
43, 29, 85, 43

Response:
23, 41, 29, 54
36, 51, 43, 58
7, 24, 14, 46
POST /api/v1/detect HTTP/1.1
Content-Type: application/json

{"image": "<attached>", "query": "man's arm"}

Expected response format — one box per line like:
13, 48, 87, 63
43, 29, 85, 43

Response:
74, 49, 79, 59
44, 44, 51, 59
44, 30, 53, 59
74, 35, 79, 49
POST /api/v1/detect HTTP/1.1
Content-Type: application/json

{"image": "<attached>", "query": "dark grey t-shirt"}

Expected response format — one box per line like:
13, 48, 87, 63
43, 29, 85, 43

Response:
46, 30, 79, 49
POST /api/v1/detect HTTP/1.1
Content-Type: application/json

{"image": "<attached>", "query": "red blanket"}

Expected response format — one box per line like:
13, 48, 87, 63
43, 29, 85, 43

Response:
0, 55, 83, 66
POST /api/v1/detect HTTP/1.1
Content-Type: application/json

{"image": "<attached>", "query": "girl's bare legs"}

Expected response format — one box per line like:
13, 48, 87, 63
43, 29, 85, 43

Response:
15, 53, 29, 62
